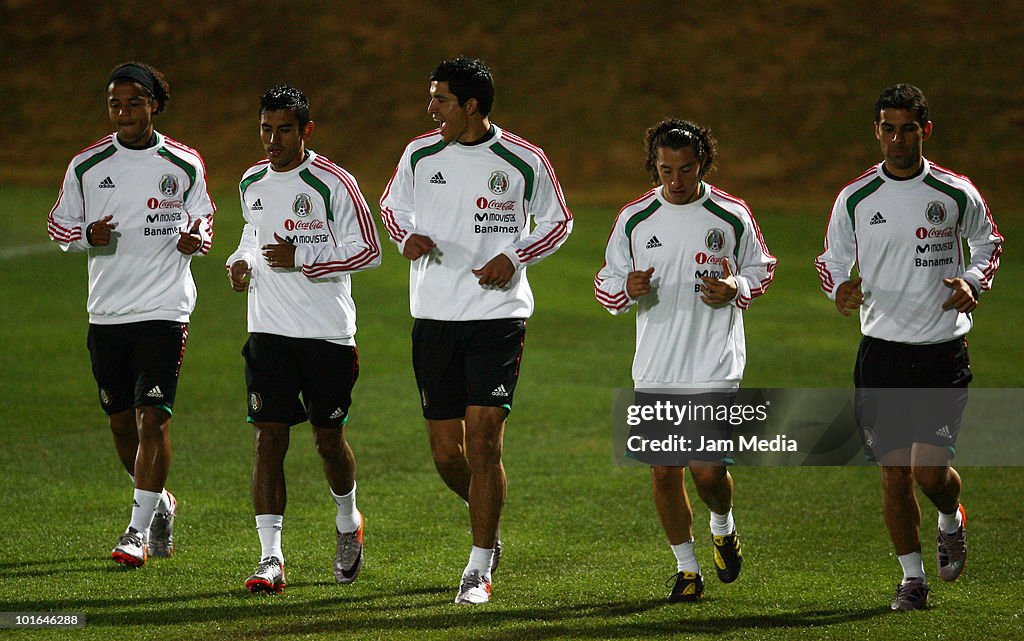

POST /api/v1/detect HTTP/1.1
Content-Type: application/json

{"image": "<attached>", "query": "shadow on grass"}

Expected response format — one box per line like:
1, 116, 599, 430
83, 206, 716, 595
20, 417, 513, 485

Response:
0, 583, 890, 638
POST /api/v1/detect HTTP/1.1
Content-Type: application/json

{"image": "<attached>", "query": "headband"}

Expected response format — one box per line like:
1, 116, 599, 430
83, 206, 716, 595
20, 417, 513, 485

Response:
107, 64, 156, 98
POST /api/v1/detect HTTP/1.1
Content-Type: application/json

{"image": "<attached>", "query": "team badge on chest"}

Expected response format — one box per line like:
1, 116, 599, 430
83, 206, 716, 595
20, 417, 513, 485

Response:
293, 193, 313, 218
705, 228, 726, 253
926, 201, 947, 225
488, 171, 510, 195
160, 174, 179, 197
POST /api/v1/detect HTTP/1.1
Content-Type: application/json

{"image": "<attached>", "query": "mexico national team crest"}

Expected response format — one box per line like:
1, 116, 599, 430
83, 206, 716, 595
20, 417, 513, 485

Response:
250, 393, 262, 413
99, 388, 112, 407
292, 193, 313, 218
705, 228, 726, 253
159, 174, 179, 197
488, 171, 510, 195
926, 201, 947, 225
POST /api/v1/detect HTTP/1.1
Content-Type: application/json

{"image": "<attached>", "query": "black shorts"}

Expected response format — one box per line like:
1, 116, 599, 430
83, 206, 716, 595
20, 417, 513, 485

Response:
854, 335, 971, 461
412, 318, 526, 420
87, 320, 189, 416
627, 390, 737, 466
243, 333, 359, 429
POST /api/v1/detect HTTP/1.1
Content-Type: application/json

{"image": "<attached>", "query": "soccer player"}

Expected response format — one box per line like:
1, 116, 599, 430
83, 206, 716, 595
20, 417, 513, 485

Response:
380, 57, 573, 604
47, 62, 215, 568
226, 85, 381, 594
595, 119, 776, 602
815, 84, 1003, 611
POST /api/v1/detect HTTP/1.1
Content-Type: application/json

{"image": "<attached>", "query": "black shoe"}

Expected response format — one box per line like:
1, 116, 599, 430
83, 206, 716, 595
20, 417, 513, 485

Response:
712, 531, 743, 583
666, 571, 704, 603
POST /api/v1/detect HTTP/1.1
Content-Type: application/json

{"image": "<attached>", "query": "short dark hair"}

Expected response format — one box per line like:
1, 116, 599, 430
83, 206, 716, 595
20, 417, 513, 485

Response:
108, 61, 170, 115
644, 118, 718, 185
259, 85, 310, 127
874, 84, 929, 126
430, 57, 495, 116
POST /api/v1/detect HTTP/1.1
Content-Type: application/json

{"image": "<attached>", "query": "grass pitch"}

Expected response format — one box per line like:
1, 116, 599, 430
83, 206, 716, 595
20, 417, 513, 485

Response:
0, 186, 1021, 640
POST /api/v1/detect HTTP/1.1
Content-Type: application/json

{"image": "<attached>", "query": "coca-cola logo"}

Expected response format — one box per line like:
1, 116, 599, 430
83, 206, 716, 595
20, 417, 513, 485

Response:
695, 252, 726, 265
476, 197, 516, 211
915, 227, 954, 239
284, 218, 325, 231
147, 198, 183, 210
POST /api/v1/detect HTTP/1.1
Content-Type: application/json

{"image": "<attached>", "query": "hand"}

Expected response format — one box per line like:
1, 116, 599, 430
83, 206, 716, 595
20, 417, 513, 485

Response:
835, 276, 864, 316
262, 233, 296, 268
626, 267, 655, 298
402, 233, 437, 260
941, 277, 978, 313
472, 254, 516, 288
176, 218, 203, 255
700, 257, 739, 307
87, 214, 117, 246
228, 260, 251, 292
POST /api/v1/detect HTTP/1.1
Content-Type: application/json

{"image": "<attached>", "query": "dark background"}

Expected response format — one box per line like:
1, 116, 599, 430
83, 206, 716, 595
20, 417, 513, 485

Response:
2, 0, 1021, 212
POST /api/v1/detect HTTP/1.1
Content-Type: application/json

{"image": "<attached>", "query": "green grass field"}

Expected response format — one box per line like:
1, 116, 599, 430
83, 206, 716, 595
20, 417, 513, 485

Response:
0, 186, 1020, 640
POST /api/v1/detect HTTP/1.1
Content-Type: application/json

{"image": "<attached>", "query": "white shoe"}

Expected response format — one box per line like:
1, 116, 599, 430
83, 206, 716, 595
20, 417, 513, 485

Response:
111, 528, 147, 568
334, 511, 364, 584
246, 556, 286, 594
454, 569, 491, 605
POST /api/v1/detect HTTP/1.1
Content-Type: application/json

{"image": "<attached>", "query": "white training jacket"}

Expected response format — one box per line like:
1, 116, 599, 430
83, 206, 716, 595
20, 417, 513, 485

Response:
596, 184, 776, 388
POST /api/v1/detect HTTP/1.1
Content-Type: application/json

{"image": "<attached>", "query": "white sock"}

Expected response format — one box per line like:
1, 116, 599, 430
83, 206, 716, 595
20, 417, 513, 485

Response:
897, 552, 926, 583
127, 489, 161, 538
331, 482, 361, 533
670, 539, 700, 573
464, 545, 494, 579
256, 514, 284, 562
938, 505, 962, 534
710, 509, 735, 536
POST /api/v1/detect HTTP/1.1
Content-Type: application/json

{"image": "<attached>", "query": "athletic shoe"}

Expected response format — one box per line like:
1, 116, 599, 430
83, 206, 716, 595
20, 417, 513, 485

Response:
891, 577, 929, 611
246, 556, 286, 594
712, 531, 743, 583
148, 491, 177, 558
936, 503, 967, 582
490, 538, 502, 575
111, 528, 147, 568
334, 511, 364, 584
666, 571, 704, 603
454, 569, 491, 605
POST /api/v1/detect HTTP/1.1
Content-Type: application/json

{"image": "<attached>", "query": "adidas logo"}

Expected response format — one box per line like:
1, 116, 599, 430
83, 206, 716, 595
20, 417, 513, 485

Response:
869, 212, 887, 225
492, 384, 509, 397
252, 198, 263, 211
329, 407, 344, 420
429, 172, 446, 184
646, 235, 662, 249
132, 500, 140, 508
935, 424, 952, 438
99, 177, 116, 188
146, 386, 163, 399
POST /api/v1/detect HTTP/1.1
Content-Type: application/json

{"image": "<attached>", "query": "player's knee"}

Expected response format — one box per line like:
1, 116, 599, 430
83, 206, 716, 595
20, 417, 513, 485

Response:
651, 465, 684, 486
689, 464, 727, 489
881, 465, 914, 493
912, 465, 949, 492
254, 424, 290, 456
137, 407, 170, 437
430, 436, 466, 466
108, 410, 136, 435
465, 431, 502, 468
312, 428, 344, 459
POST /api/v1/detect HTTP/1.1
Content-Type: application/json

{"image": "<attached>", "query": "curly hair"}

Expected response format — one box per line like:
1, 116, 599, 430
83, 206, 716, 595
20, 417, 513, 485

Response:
643, 118, 718, 185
